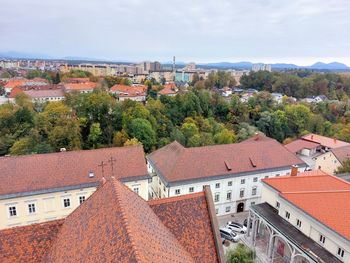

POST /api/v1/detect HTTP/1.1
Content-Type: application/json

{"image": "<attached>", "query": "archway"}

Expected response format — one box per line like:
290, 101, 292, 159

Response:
237, 202, 245, 213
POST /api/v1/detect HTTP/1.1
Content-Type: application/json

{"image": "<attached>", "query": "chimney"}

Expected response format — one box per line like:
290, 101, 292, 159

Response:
254, 132, 260, 141
291, 165, 298, 177
311, 134, 314, 140
334, 138, 337, 144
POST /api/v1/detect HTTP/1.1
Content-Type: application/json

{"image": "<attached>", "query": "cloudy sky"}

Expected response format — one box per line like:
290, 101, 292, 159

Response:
1, 0, 350, 65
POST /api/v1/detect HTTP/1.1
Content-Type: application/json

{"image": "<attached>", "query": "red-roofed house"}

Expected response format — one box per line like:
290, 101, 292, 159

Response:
110, 84, 147, 101
315, 145, 350, 174
158, 83, 178, 97
0, 177, 225, 263
302, 133, 350, 150
3, 78, 27, 93
0, 146, 149, 230
147, 135, 306, 215
62, 81, 97, 93
246, 170, 350, 263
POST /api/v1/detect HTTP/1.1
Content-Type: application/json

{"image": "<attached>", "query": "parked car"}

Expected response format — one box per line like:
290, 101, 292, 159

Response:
243, 218, 252, 229
219, 227, 239, 242
227, 221, 247, 234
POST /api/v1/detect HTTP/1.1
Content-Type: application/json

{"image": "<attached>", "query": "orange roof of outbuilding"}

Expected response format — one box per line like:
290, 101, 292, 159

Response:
302, 133, 350, 149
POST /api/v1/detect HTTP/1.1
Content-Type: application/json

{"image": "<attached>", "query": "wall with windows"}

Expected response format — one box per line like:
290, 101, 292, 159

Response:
148, 165, 292, 216
261, 183, 350, 262
0, 179, 149, 230
314, 152, 341, 175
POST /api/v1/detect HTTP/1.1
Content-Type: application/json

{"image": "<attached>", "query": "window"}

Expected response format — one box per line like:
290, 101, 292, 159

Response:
227, 191, 232, 200
264, 176, 269, 179
79, 196, 85, 204
319, 234, 325, 244
8, 206, 17, 217
252, 187, 257, 196
296, 219, 302, 228
276, 201, 280, 209
337, 247, 345, 258
175, 189, 180, 195
133, 188, 139, 194
251, 202, 256, 206
63, 198, 70, 208
189, 187, 194, 193
253, 177, 258, 182
215, 183, 220, 188
163, 186, 166, 192
240, 189, 245, 198
228, 181, 232, 186
276, 174, 280, 177
285, 211, 290, 219
215, 209, 219, 214
240, 179, 245, 184
214, 193, 220, 202
225, 206, 231, 212
28, 203, 36, 214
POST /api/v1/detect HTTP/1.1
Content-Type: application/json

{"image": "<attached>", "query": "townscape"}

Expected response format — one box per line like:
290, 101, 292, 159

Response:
1, 0, 350, 262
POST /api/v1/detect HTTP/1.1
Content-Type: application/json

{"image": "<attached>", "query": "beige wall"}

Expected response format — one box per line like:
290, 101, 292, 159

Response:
0, 179, 149, 230
315, 152, 341, 174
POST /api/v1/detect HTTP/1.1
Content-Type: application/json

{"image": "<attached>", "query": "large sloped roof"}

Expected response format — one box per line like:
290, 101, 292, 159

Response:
0, 178, 222, 263
262, 170, 350, 241
331, 145, 350, 163
302, 133, 350, 149
0, 146, 148, 197
284, 139, 320, 153
147, 136, 305, 184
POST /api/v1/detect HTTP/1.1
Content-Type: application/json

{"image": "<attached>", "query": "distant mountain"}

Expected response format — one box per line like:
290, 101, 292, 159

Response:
200, 61, 253, 69
0, 51, 52, 59
309, 62, 349, 70
62, 56, 109, 62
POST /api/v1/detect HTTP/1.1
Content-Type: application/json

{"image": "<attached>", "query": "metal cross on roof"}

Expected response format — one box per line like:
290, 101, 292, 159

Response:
98, 161, 107, 177
108, 156, 116, 177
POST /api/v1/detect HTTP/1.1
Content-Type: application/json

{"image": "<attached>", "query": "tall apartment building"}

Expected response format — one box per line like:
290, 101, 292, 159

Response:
252, 63, 272, 72
0, 146, 149, 230
146, 135, 306, 216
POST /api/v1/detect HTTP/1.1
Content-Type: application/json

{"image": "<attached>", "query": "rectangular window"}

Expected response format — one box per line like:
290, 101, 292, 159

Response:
227, 191, 232, 200
285, 211, 290, 219
163, 186, 166, 192
214, 193, 220, 202
241, 179, 245, 184
63, 198, 70, 208
337, 247, 345, 258
79, 196, 85, 204
228, 181, 232, 186
276, 201, 280, 208
253, 177, 258, 182
215, 183, 220, 188
8, 206, 17, 217
175, 189, 180, 195
296, 219, 302, 228
319, 234, 325, 244
276, 174, 280, 177
240, 189, 245, 198
133, 188, 139, 194
189, 187, 194, 193
215, 208, 218, 215
28, 203, 36, 214
264, 176, 269, 179
252, 187, 257, 196
225, 206, 231, 212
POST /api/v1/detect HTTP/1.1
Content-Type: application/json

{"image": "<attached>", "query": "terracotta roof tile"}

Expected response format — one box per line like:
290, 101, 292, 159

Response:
8, 86, 24, 98
284, 139, 320, 153
0, 146, 148, 197
23, 88, 65, 98
110, 84, 147, 97
0, 220, 63, 263
302, 133, 350, 149
63, 82, 97, 91
331, 145, 350, 163
147, 136, 305, 184
159, 83, 177, 95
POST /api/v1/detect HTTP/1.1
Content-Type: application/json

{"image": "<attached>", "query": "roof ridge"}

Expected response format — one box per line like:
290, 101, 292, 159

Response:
110, 178, 143, 263
148, 191, 204, 205
282, 189, 350, 194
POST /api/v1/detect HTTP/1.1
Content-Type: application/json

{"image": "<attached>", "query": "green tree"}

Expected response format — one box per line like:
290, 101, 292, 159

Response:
214, 129, 236, 144
337, 158, 350, 173
227, 243, 255, 263
124, 138, 142, 146
127, 118, 156, 152
88, 122, 102, 148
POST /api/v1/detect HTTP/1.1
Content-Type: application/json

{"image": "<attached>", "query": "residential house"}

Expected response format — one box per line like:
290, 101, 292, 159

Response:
158, 83, 178, 97
302, 134, 350, 151
22, 89, 65, 103
247, 169, 350, 263
315, 145, 350, 174
0, 177, 225, 263
221, 86, 232, 97
110, 84, 147, 102
146, 135, 306, 216
0, 146, 149, 230
62, 81, 97, 93
3, 78, 27, 94
271, 93, 283, 103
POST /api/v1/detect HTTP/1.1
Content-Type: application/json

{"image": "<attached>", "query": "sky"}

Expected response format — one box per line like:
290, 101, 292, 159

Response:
1, 0, 350, 65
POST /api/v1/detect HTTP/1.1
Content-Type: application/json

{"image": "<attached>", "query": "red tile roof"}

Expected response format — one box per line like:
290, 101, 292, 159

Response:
147, 136, 305, 184
4, 79, 27, 89
159, 83, 177, 95
8, 86, 24, 98
0, 178, 223, 262
0, 220, 63, 263
331, 145, 350, 164
302, 133, 350, 149
0, 146, 148, 197
284, 139, 320, 153
23, 88, 65, 99
65, 78, 90, 83
63, 81, 97, 91
110, 84, 147, 97
262, 170, 350, 240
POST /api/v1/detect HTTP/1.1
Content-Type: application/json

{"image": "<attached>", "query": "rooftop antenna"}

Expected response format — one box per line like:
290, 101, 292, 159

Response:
108, 156, 116, 177
98, 161, 107, 178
